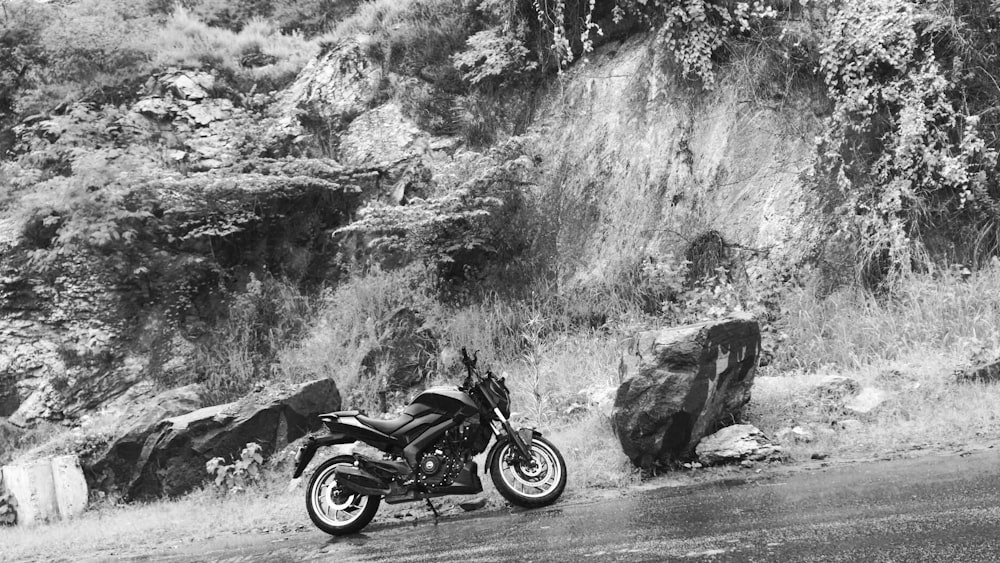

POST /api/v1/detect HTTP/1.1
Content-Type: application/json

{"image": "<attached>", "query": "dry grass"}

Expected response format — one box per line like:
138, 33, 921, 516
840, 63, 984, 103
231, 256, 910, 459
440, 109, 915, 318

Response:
775, 265, 1000, 370
747, 357, 1000, 461
0, 474, 303, 563
149, 8, 318, 92
748, 264, 1000, 461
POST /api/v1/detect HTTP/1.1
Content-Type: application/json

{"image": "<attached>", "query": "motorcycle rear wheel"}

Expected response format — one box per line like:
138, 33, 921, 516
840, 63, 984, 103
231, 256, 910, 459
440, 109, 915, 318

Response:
490, 435, 567, 508
306, 455, 381, 536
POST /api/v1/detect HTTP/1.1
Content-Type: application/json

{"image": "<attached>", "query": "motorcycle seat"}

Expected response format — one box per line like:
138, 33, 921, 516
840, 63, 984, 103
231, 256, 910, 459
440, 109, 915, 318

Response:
357, 413, 413, 436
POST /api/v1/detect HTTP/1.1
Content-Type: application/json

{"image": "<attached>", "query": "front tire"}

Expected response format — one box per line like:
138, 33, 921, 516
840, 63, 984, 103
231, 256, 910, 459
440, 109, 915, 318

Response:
305, 455, 381, 536
489, 435, 567, 508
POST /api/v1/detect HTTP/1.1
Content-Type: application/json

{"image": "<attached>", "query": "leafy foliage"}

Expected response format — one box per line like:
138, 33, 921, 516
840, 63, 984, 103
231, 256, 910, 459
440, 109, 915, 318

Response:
815, 0, 1000, 287
206, 442, 264, 493
650, 0, 778, 88
0, 1, 49, 144
453, 26, 537, 86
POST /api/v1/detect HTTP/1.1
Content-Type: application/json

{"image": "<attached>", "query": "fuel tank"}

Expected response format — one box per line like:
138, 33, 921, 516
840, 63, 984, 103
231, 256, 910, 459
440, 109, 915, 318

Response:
404, 387, 479, 419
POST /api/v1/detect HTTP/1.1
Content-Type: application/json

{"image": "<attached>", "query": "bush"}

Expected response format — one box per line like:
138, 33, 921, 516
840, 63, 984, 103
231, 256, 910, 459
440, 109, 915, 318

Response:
206, 442, 264, 493
814, 0, 1000, 287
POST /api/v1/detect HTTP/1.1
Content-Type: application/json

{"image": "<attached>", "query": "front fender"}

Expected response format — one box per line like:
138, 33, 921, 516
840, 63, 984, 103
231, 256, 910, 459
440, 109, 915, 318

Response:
485, 428, 541, 474
291, 433, 353, 478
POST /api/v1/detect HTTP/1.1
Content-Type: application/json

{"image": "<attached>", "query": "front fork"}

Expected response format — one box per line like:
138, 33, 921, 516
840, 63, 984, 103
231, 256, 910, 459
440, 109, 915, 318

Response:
490, 407, 535, 462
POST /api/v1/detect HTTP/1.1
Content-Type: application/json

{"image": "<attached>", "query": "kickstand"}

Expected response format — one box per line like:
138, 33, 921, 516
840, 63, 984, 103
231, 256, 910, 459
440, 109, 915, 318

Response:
425, 499, 440, 522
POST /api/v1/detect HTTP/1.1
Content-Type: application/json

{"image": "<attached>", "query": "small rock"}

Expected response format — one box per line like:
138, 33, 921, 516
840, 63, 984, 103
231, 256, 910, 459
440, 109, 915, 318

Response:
844, 387, 888, 415
810, 452, 828, 460
811, 375, 861, 401
740, 459, 755, 468
836, 419, 864, 432
695, 424, 783, 466
776, 425, 815, 443
458, 497, 488, 512
954, 357, 1000, 383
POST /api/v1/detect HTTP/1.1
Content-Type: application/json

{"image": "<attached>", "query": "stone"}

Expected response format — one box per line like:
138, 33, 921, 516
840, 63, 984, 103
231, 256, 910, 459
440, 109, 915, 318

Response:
270, 40, 384, 143
811, 375, 861, 402
612, 316, 761, 469
695, 424, 782, 466
776, 425, 815, 443
844, 387, 888, 416
1, 455, 88, 525
84, 384, 207, 495
954, 358, 1000, 383
836, 419, 864, 432
577, 384, 618, 418
127, 378, 340, 499
458, 497, 488, 511
169, 73, 210, 100
339, 103, 425, 167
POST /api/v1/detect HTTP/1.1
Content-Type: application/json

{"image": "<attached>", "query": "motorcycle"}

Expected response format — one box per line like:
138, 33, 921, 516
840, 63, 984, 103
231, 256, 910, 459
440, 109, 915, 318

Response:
291, 348, 568, 535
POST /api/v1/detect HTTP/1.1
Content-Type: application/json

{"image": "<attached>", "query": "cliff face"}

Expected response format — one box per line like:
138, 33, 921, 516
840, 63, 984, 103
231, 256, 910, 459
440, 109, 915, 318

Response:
527, 34, 825, 284
0, 30, 828, 428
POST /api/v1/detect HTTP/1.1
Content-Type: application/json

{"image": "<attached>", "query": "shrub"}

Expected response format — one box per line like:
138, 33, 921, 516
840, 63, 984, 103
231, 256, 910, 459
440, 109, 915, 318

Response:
206, 442, 264, 493
334, 158, 530, 284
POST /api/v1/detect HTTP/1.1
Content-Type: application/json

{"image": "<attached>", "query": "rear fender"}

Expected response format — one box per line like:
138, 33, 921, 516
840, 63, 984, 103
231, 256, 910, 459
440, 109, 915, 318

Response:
485, 428, 541, 475
291, 434, 353, 479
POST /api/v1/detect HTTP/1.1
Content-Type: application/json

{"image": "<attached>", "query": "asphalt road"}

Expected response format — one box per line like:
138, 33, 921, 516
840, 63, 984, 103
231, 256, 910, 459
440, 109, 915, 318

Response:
157, 448, 1000, 562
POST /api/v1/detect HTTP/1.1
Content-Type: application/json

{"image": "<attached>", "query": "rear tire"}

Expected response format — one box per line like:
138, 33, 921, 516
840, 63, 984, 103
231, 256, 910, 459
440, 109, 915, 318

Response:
305, 455, 381, 536
489, 435, 567, 508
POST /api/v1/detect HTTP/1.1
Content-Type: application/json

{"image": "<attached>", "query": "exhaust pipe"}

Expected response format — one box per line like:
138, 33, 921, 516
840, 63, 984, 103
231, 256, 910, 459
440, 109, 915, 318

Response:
334, 466, 391, 496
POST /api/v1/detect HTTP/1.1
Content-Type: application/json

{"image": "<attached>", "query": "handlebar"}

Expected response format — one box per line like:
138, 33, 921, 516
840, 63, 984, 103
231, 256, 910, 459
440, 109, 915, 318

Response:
460, 347, 478, 370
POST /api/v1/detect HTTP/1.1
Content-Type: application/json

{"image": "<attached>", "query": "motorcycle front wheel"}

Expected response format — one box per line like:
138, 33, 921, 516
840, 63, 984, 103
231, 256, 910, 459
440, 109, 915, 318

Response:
306, 455, 381, 536
489, 435, 567, 508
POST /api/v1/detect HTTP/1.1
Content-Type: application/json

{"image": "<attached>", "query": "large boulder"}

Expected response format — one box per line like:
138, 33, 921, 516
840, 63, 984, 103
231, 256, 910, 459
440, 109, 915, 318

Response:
84, 384, 207, 495
612, 316, 761, 469
127, 378, 340, 499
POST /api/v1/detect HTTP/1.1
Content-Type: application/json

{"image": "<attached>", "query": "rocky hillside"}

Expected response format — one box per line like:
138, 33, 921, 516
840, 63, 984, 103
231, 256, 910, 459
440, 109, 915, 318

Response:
1, 0, 998, 470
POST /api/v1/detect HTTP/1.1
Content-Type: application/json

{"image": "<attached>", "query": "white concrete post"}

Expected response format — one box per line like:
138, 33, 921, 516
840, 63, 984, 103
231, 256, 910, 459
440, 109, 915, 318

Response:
1, 455, 88, 525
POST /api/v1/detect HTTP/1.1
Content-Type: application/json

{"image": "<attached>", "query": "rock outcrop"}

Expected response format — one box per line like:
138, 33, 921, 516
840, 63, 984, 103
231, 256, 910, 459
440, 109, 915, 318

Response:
127, 378, 339, 499
270, 40, 385, 157
84, 384, 207, 495
612, 316, 761, 469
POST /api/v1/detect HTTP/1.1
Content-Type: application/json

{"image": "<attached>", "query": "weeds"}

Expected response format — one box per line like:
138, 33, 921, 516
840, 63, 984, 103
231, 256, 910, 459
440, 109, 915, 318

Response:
775, 262, 1000, 371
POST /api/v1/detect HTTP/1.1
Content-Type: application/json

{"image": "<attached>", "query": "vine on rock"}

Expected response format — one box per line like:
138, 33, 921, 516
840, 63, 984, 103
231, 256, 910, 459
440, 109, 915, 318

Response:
649, 0, 777, 89
816, 0, 999, 287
